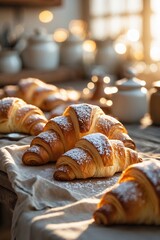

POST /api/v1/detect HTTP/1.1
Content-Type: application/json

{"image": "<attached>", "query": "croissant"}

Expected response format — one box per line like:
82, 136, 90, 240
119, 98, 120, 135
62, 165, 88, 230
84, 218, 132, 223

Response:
17, 78, 62, 110
54, 132, 141, 180
93, 159, 160, 225
0, 78, 80, 112
0, 97, 47, 135
22, 103, 135, 166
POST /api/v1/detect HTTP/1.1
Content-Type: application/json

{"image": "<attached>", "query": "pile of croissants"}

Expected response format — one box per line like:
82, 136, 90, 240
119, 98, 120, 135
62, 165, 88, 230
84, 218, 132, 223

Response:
0, 77, 80, 118
0, 77, 159, 227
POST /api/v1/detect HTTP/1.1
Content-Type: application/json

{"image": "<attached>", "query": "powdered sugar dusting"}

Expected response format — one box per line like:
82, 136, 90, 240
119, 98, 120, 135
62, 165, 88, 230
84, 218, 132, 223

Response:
135, 160, 160, 192
0, 98, 18, 115
53, 174, 120, 197
26, 145, 40, 154
53, 116, 72, 131
112, 181, 142, 203
82, 133, 111, 156
38, 131, 59, 143
63, 147, 92, 165
96, 115, 113, 133
71, 104, 93, 131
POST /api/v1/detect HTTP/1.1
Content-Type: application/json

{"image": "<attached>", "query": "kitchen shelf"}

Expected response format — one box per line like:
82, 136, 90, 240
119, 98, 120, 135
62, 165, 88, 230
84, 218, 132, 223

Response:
0, 67, 85, 87
0, 0, 62, 7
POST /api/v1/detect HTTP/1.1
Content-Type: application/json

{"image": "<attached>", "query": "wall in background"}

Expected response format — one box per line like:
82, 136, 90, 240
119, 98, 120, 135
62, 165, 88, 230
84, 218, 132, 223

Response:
0, 0, 83, 36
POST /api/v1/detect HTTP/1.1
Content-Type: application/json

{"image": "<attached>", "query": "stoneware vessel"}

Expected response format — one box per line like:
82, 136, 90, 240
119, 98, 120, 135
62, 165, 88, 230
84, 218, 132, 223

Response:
95, 38, 121, 75
111, 68, 148, 123
149, 81, 160, 125
21, 28, 59, 70
60, 33, 83, 68
0, 49, 22, 73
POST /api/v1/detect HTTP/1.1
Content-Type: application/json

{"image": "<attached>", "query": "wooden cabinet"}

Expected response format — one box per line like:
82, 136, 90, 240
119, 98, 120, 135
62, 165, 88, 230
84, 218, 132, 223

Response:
0, 0, 62, 7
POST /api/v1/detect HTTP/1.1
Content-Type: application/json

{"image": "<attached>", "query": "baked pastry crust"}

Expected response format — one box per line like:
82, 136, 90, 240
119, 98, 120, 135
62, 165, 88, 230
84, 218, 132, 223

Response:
93, 159, 160, 225
54, 132, 141, 180
0, 97, 47, 135
22, 103, 136, 166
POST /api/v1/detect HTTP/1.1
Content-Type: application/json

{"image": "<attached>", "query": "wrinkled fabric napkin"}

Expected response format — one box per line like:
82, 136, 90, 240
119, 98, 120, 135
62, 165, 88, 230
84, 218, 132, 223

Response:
0, 137, 160, 240
0, 137, 119, 240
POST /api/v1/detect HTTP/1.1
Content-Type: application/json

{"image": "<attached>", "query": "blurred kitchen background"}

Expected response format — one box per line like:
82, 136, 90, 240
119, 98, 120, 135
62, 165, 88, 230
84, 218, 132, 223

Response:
0, 0, 160, 88
0, 0, 160, 239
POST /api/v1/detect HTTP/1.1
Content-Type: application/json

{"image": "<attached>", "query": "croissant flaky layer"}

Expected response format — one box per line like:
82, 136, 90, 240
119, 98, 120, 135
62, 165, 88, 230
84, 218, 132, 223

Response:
53, 132, 141, 181
0, 78, 80, 112
0, 97, 47, 135
22, 103, 136, 166
93, 159, 160, 225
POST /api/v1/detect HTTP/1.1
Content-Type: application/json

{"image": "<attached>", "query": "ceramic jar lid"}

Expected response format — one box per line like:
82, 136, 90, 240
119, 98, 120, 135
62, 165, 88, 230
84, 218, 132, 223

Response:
152, 80, 160, 90
28, 28, 53, 43
116, 68, 146, 91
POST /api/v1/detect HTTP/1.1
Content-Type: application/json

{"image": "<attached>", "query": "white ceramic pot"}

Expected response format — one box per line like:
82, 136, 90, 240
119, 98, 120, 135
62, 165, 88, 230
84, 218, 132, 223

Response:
95, 38, 121, 75
111, 68, 148, 123
0, 49, 22, 73
60, 34, 83, 68
21, 29, 59, 70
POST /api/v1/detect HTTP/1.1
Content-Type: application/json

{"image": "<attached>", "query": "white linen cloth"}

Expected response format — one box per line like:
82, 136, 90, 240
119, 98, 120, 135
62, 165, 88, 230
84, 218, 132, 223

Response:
0, 137, 159, 240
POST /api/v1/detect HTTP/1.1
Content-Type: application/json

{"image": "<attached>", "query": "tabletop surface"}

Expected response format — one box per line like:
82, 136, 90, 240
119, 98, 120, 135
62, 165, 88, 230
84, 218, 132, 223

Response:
0, 115, 160, 240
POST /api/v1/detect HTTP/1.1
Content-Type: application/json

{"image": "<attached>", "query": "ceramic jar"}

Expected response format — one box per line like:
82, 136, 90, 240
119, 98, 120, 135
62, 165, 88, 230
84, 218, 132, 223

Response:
149, 81, 160, 125
21, 29, 59, 70
60, 34, 83, 69
95, 38, 120, 75
0, 49, 22, 73
111, 68, 148, 123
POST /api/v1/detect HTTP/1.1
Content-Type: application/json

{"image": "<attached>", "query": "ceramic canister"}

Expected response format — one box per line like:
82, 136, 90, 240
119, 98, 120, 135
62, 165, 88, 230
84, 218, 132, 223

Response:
149, 81, 160, 125
111, 68, 148, 123
60, 33, 83, 69
0, 49, 22, 73
21, 29, 59, 70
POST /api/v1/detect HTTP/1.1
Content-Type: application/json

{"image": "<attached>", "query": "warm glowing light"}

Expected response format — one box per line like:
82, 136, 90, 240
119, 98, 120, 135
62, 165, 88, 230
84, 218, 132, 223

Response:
39, 10, 53, 23
127, 29, 140, 42
107, 100, 113, 107
53, 28, 69, 42
91, 75, 98, 82
87, 82, 95, 89
83, 88, 90, 95
104, 86, 118, 95
114, 43, 127, 54
67, 90, 80, 101
131, 42, 144, 61
69, 20, 86, 39
99, 98, 113, 107
150, 63, 158, 72
151, 0, 160, 13
103, 76, 110, 84
82, 40, 96, 52
150, 42, 160, 61
134, 61, 146, 73
58, 89, 68, 101
151, 15, 160, 39
154, 80, 160, 87
141, 87, 147, 94
99, 97, 107, 105
32, 211, 64, 222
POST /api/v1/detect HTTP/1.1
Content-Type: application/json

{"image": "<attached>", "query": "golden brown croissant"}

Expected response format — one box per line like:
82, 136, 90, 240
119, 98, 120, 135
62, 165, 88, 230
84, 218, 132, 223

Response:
17, 78, 60, 110
0, 78, 80, 112
0, 97, 47, 135
93, 159, 160, 225
54, 132, 141, 181
22, 103, 135, 166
